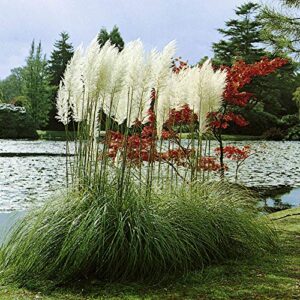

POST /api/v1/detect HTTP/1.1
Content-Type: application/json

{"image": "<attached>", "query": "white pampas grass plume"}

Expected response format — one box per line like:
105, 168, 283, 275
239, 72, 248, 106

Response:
98, 41, 122, 118
68, 46, 85, 122
114, 40, 145, 125
56, 45, 84, 124
152, 40, 176, 93
153, 41, 177, 137
156, 74, 177, 138
185, 60, 227, 133
82, 38, 101, 101
56, 82, 69, 125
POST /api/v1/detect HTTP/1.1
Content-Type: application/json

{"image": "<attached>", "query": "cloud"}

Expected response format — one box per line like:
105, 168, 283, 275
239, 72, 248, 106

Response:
0, 0, 258, 79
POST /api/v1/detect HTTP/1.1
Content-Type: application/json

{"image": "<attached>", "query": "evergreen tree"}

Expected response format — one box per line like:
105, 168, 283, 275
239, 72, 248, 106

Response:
212, 1, 299, 134
260, 0, 300, 58
98, 25, 124, 51
22, 41, 52, 129
48, 32, 74, 86
47, 32, 74, 130
212, 2, 265, 65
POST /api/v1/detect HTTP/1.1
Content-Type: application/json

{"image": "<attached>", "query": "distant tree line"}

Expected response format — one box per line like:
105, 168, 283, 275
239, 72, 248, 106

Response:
0, 26, 124, 134
0, 1, 299, 139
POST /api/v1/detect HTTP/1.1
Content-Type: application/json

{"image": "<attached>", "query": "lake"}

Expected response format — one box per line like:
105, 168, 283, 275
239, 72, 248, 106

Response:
0, 139, 299, 212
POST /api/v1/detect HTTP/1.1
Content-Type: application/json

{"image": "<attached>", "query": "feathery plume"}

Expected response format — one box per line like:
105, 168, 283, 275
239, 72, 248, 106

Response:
56, 82, 69, 125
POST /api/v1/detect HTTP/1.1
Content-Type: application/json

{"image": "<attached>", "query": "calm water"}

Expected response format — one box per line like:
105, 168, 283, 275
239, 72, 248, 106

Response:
0, 139, 299, 212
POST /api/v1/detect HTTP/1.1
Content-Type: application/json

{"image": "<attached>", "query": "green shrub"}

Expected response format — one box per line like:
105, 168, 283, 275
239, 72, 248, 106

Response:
0, 104, 37, 139
285, 125, 300, 141
280, 114, 299, 130
1, 182, 277, 287
225, 111, 280, 136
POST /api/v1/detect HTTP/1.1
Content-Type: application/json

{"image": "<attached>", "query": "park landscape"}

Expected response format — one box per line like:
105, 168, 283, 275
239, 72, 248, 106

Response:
0, 1, 299, 299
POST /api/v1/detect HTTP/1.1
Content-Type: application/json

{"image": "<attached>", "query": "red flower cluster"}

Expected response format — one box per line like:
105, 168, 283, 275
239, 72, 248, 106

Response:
215, 145, 251, 161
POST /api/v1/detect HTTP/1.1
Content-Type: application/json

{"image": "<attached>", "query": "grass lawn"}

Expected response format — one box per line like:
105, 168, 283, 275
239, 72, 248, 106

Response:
37, 130, 106, 141
0, 207, 299, 300
37, 130, 70, 141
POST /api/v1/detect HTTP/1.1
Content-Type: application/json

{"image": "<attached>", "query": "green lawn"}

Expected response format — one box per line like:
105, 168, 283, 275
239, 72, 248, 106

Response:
37, 130, 106, 141
37, 130, 70, 141
0, 208, 299, 300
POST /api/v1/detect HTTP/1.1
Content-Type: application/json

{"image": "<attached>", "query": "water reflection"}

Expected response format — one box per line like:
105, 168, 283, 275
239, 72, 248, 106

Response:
0, 140, 299, 211
265, 187, 300, 210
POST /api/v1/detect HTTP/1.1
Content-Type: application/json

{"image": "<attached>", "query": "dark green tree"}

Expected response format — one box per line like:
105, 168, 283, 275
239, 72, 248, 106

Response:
293, 85, 300, 118
212, 2, 265, 65
47, 32, 74, 130
98, 25, 124, 51
48, 32, 74, 86
22, 41, 52, 129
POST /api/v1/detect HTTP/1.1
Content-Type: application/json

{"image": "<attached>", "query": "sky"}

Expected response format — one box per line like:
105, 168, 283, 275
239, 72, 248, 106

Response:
0, 0, 262, 79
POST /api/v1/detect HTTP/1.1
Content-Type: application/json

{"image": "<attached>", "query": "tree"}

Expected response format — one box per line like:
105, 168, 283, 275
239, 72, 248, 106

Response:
212, 1, 299, 131
208, 57, 288, 176
212, 2, 265, 65
260, 0, 300, 58
22, 41, 52, 129
47, 32, 74, 130
97, 25, 124, 51
293, 86, 300, 118
48, 32, 74, 87
0, 68, 23, 102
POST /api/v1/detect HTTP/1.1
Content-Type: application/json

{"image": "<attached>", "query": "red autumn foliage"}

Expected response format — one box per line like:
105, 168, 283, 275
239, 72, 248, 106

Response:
105, 57, 286, 177
197, 156, 226, 172
166, 104, 198, 127
223, 57, 288, 107
209, 57, 288, 130
215, 145, 252, 161
172, 58, 188, 74
208, 111, 249, 129
160, 148, 193, 166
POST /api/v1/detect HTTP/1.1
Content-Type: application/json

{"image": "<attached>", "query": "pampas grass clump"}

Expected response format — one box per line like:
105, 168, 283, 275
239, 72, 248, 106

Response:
0, 182, 277, 286
0, 39, 276, 288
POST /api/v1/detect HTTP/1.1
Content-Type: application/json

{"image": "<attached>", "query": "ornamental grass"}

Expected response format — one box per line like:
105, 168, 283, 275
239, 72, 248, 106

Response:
1, 182, 276, 286
0, 38, 277, 286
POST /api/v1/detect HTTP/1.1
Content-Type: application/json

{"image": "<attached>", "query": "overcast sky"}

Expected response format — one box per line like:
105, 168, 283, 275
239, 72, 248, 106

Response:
0, 0, 263, 79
